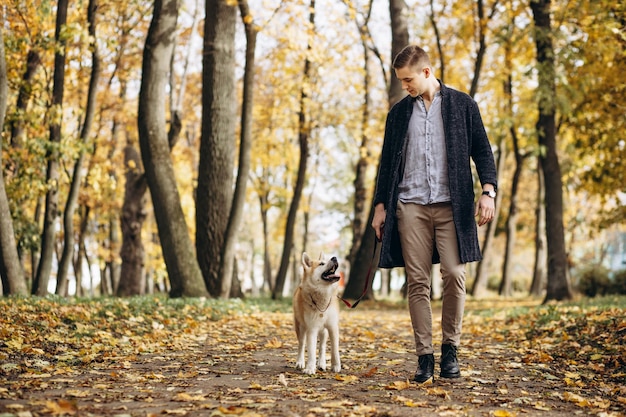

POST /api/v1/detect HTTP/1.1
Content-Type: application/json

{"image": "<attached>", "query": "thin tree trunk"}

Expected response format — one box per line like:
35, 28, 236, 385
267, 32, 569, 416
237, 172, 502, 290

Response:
349, 0, 374, 265
471, 139, 505, 297
117, 145, 148, 296
272, 0, 316, 299
429, 0, 445, 83
219, 0, 257, 298
0, 26, 28, 296
530, 160, 547, 296
32, 0, 69, 295
197, 0, 237, 297
530, 0, 572, 302
499, 54, 524, 297
138, 0, 208, 298
344, 0, 408, 300
259, 190, 273, 293
57, 0, 101, 296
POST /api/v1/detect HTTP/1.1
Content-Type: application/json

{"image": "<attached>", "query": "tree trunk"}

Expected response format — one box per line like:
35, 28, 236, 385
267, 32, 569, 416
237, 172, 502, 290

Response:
9, 50, 40, 150
499, 59, 524, 297
57, 0, 101, 296
471, 138, 505, 297
197, 0, 237, 297
349, 2, 374, 265
0, 27, 28, 296
259, 191, 273, 293
138, 0, 208, 298
530, 160, 547, 296
219, 0, 257, 298
530, 0, 572, 302
32, 0, 69, 296
343, 0, 408, 301
117, 145, 148, 296
272, 0, 316, 299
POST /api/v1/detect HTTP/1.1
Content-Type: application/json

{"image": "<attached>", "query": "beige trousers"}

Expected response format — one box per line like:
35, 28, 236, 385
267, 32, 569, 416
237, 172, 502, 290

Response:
396, 201, 466, 356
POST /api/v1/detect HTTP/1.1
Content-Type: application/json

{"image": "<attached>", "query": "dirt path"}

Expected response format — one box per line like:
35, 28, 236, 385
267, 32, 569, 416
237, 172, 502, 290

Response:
1, 304, 623, 416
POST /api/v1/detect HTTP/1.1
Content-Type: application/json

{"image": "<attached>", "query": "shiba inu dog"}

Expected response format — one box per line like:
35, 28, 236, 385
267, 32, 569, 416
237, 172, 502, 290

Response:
293, 253, 341, 375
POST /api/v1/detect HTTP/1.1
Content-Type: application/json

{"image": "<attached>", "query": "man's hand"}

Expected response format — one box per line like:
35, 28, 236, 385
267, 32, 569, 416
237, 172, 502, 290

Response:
372, 203, 386, 241
475, 194, 495, 226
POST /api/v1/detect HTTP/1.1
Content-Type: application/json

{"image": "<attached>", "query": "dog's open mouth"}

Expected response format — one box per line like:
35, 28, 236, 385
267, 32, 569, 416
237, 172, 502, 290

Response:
321, 259, 340, 283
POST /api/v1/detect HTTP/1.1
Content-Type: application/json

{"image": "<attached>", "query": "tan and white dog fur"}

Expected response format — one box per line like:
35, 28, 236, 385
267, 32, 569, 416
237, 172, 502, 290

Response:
293, 253, 341, 375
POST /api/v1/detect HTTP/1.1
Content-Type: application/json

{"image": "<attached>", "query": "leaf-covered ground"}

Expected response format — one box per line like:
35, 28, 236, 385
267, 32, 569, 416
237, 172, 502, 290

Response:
0, 296, 624, 417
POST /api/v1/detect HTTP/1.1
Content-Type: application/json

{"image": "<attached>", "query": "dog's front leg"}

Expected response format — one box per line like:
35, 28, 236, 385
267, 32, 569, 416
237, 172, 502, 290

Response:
303, 330, 318, 374
318, 328, 328, 371
295, 323, 306, 370
328, 323, 341, 373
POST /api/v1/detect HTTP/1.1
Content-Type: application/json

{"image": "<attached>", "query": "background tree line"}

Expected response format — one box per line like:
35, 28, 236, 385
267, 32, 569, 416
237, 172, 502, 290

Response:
0, 0, 624, 302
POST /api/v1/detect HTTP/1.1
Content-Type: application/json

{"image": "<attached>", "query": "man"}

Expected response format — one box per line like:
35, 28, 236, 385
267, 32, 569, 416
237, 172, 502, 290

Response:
371, 45, 497, 383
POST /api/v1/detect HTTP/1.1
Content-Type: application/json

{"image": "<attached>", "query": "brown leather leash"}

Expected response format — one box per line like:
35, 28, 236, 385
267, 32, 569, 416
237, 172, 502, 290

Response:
338, 237, 380, 309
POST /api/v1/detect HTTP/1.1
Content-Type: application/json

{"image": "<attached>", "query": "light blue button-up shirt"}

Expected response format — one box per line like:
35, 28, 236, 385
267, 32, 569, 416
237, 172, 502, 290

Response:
397, 92, 451, 205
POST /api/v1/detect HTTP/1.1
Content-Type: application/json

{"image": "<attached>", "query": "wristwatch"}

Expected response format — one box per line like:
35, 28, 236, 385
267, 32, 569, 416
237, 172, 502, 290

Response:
482, 190, 496, 198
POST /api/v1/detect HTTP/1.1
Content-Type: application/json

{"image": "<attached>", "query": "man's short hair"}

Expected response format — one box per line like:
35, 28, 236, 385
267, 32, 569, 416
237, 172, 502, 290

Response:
393, 45, 431, 70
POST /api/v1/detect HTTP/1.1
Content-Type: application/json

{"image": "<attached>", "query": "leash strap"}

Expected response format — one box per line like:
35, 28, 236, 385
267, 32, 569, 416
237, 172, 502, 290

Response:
338, 237, 380, 309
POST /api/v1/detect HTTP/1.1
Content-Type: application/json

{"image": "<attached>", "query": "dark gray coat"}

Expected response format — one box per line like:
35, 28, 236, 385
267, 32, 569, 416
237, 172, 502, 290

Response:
373, 81, 497, 268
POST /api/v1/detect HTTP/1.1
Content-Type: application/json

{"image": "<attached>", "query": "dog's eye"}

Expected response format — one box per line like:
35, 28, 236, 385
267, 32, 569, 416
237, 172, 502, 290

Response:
319, 262, 325, 266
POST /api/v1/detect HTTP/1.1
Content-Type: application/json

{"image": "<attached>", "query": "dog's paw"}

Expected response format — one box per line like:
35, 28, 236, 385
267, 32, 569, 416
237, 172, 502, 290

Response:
303, 366, 316, 375
331, 364, 342, 373
318, 363, 326, 371
295, 360, 305, 370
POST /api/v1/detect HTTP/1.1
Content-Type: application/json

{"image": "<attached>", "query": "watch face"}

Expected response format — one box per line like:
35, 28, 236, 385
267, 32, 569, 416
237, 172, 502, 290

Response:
484, 190, 496, 198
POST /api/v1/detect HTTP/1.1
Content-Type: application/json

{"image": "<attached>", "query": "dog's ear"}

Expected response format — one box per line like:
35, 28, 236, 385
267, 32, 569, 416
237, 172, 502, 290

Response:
318, 252, 325, 261
302, 252, 312, 269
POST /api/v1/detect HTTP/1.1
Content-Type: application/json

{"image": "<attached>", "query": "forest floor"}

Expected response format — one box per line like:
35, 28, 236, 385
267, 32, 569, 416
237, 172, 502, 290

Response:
0, 295, 625, 417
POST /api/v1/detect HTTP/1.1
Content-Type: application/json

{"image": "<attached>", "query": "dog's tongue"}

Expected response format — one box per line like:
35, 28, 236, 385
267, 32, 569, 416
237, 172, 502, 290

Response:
322, 273, 340, 283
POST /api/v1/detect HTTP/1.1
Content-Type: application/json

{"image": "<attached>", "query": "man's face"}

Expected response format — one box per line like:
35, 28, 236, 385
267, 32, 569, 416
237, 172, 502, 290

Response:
395, 66, 428, 98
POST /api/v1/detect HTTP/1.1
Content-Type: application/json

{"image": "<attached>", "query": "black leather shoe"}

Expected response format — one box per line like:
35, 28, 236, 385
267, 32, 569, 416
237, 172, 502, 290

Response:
440, 344, 461, 378
413, 353, 434, 383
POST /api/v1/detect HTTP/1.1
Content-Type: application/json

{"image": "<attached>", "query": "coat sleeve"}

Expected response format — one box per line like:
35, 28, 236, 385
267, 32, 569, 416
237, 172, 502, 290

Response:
469, 100, 498, 189
373, 107, 399, 208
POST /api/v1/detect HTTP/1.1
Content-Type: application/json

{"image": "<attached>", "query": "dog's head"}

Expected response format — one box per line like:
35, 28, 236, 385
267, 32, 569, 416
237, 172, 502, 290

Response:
301, 252, 340, 285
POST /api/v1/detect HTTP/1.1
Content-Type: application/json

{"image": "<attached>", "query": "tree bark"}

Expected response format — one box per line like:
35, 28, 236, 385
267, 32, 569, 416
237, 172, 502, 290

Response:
138, 0, 208, 298
530, 0, 572, 302
343, 0, 408, 301
0, 26, 28, 296
471, 138, 505, 297
219, 0, 257, 298
117, 145, 148, 296
530, 160, 547, 296
32, 0, 69, 296
197, 0, 237, 297
348, 0, 374, 265
272, 0, 316, 299
57, 0, 101, 296
499, 58, 524, 297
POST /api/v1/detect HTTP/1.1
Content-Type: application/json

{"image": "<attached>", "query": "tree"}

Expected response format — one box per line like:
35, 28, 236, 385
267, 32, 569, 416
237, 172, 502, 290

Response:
197, 0, 237, 297
343, 0, 409, 301
0, 26, 28, 296
219, 0, 257, 298
56, 0, 101, 296
530, 0, 572, 302
272, 0, 316, 299
138, 0, 207, 298
32, 0, 69, 296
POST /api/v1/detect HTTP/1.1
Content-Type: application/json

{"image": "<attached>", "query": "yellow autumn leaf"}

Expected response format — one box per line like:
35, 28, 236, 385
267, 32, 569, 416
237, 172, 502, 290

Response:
264, 337, 282, 348
385, 379, 412, 390
426, 387, 450, 399
334, 374, 358, 383
44, 399, 78, 416
492, 410, 514, 417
